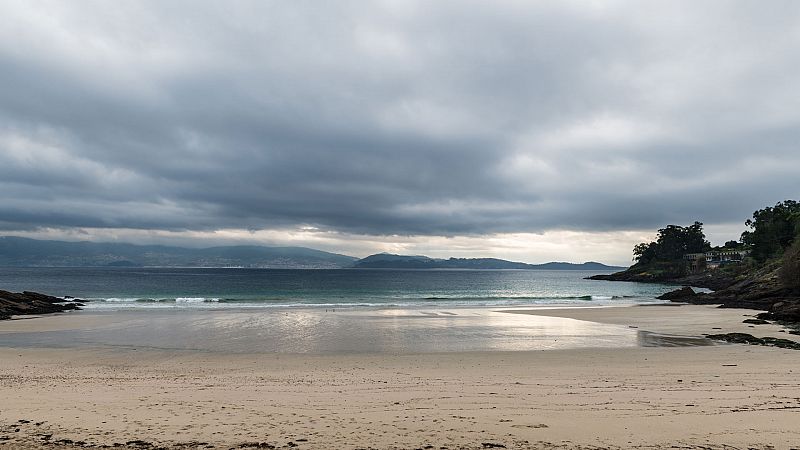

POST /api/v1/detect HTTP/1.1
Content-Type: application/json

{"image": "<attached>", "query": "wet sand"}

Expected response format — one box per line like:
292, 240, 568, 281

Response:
507, 303, 800, 341
0, 307, 649, 353
1, 305, 799, 449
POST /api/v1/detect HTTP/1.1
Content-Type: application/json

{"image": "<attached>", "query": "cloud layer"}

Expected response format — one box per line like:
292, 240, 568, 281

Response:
1, 1, 799, 247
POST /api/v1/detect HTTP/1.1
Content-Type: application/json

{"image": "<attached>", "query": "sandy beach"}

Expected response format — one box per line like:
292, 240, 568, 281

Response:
4, 1, 800, 448
1, 305, 799, 450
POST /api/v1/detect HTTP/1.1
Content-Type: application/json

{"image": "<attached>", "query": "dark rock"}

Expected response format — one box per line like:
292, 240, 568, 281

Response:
706, 333, 800, 350
588, 266, 737, 291
742, 318, 769, 325
656, 286, 697, 300
0, 290, 84, 320
641, 269, 800, 321
237, 443, 275, 449
675, 272, 738, 291
757, 301, 800, 323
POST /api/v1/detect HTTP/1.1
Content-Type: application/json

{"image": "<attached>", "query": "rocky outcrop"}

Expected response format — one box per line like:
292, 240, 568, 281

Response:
655, 286, 697, 300
706, 332, 800, 350
587, 269, 681, 284
687, 261, 800, 311
0, 290, 84, 320
671, 271, 740, 291
587, 265, 737, 291
757, 301, 800, 323
591, 259, 800, 325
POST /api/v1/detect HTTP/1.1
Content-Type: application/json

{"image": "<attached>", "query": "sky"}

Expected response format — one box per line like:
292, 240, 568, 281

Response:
1, 1, 799, 265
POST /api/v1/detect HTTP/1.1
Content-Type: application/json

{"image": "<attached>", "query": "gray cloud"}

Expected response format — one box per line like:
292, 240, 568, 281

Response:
1, 0, 799, 239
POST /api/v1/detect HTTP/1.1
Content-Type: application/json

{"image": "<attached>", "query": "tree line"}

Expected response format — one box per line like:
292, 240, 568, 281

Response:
633, 200, 800, 268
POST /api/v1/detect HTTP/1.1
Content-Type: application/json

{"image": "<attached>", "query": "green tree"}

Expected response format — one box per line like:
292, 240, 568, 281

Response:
633, 242, 656, 263
723, 240, 739, 249
633, 221, 710, 264
740, 200, 800, 262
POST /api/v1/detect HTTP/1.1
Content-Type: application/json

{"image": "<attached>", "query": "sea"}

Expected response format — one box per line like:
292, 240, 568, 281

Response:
0, 268, 697, 353
0, 267, 670, 309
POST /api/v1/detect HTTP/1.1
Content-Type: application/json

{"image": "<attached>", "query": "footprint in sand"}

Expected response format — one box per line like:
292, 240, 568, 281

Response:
510, 424, 548, 429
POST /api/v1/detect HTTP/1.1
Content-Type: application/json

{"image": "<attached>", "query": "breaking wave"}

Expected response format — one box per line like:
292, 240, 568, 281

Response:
84, 294, 656, 310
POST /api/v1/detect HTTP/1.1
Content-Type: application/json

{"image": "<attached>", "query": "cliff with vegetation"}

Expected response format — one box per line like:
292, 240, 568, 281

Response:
590, 200, 800, 323
589, 221, 736, 289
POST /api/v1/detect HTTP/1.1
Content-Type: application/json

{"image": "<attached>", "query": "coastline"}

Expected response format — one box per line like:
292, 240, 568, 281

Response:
507, 303, 800, 343
2, 305, 799, 449
588, 263, 800, 326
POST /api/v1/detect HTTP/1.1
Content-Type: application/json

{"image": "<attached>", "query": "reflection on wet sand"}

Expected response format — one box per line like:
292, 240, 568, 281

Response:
0, 307, 702, 354
636, 331, 716, 347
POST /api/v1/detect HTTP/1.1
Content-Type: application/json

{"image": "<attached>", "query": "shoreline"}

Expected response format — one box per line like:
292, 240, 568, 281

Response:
5, 302, 795, 350
507, 303, 800, 343
2, 305, 800, 449
587, 263, 800, 326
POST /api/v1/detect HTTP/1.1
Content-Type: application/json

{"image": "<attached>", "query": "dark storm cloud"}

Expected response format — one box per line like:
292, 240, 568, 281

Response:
1, 0, 799, 237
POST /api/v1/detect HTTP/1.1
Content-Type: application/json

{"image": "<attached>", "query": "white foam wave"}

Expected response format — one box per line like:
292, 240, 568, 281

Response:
83, 294, 661, 310
175, 297, 220, 303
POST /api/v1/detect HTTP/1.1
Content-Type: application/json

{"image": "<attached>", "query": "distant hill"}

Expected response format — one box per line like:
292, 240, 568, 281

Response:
0, 237, 624, 270
351, 253, 623, 270
0, 236, 357, 268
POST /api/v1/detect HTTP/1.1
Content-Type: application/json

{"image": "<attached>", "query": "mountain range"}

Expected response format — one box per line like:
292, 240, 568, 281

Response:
350, 253, 623, 270
0, 236, 357, 269
0, 236, 623, 270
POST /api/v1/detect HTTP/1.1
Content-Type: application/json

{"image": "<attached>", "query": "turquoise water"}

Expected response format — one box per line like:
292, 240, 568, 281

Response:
0, 268, 706, 353
0, 267, 672, 309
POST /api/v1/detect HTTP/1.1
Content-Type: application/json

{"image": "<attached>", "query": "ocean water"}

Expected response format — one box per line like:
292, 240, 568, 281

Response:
0, 268, 707, 353
0, 267, 673, 310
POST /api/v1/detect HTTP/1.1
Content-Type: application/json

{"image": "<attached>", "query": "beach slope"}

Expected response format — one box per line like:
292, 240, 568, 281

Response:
1, 305, 799, 449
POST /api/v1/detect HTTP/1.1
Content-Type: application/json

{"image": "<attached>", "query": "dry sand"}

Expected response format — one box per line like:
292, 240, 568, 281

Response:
1, 304, 799, 450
